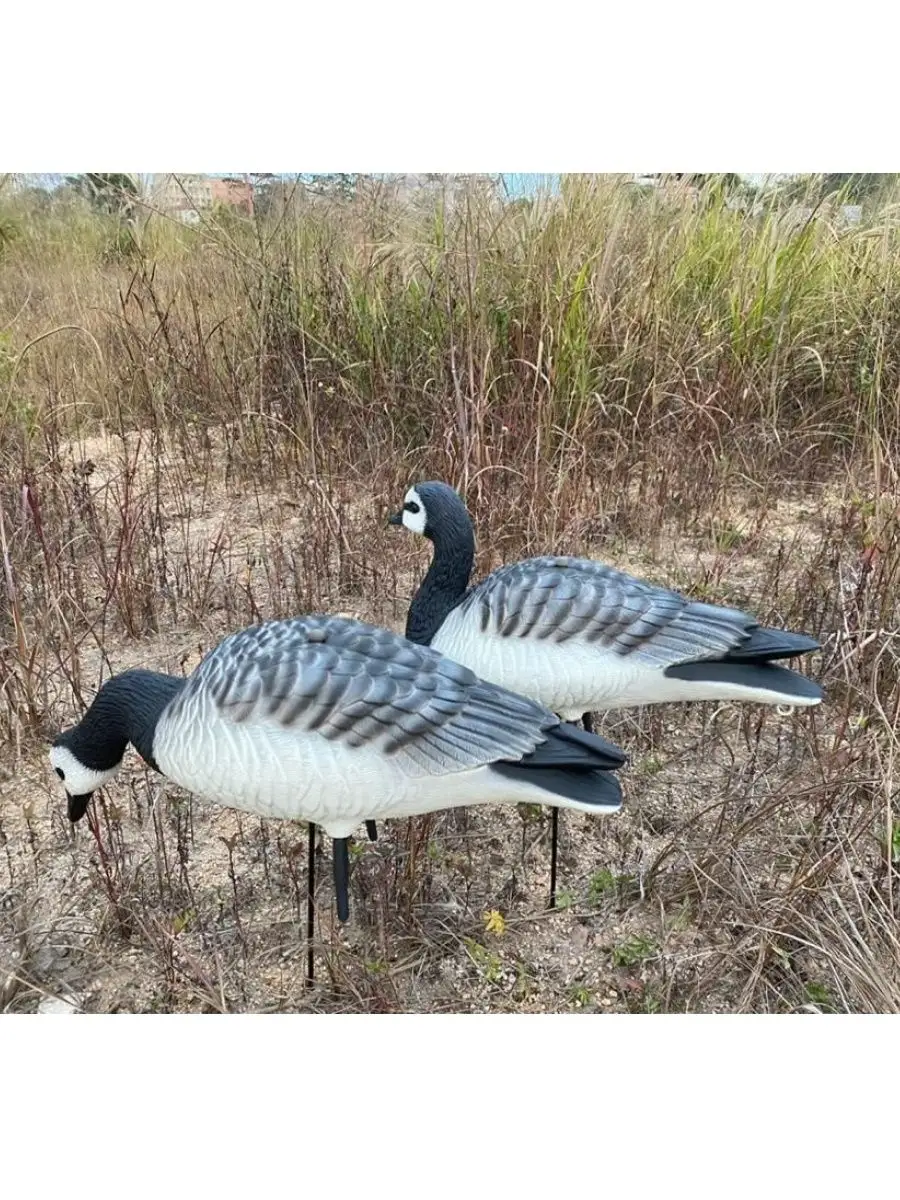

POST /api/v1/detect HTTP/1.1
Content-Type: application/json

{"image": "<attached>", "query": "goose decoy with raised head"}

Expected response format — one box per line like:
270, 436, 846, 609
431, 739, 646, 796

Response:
388, 480, 823, 904
51, 613, 626, 980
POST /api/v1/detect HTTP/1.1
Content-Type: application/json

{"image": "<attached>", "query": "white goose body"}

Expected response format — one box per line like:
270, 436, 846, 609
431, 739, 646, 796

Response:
152, 680, 614, 836
430, 608, 733, 719
52, 615, 626, 839
429, 559, 820, 718
391, 484, 823, 717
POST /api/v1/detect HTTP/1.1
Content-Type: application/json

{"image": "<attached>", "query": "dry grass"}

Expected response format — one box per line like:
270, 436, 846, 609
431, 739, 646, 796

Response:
1, 174, 898, 1013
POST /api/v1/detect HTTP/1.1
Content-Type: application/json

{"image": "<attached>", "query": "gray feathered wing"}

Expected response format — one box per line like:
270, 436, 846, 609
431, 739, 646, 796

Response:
167, 615, 623, 778
457, 556, 819, 668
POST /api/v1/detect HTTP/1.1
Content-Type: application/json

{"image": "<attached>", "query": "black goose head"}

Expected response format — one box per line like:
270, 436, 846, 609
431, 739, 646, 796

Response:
50, 668, 185, 823
388, 481, 477, 645
387, 481, 474, 547
50, 724, 128, 823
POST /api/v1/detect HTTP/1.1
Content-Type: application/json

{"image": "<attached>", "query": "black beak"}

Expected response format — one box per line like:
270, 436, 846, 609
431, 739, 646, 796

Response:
67, 792, 92, 823
387, 510, 403, 527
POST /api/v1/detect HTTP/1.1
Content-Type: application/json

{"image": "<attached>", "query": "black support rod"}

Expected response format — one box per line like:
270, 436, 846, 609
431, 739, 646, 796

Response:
306, 822, 316, 987
549, 711, 594, 910
333, 837, 351, 923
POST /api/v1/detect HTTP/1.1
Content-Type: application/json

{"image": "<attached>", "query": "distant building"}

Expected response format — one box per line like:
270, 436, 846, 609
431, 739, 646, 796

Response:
630, 173, 702, 203
780, 202, 865, 235
151, 174, 254, 222
370, 173, 499, 207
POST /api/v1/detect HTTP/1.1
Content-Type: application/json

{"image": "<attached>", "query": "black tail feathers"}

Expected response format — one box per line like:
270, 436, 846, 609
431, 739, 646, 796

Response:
724, 625, 820, 664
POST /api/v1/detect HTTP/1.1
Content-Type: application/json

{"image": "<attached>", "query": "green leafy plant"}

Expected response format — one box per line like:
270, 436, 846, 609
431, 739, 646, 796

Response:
636, 753, 665, 778
712, 520, 747, 552
804, 982, 836, 1011
588, 869, 618, 901
172, 909, 196, 935
612, 935, 658, 969
464, 938, 503, 984
588, 869, 637, 905
568, 985, 593, 1008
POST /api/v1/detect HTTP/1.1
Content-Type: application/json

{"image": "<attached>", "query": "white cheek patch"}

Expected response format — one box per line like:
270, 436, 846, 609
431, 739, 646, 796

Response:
49, 745, 121, 796
402, 488, 427, 536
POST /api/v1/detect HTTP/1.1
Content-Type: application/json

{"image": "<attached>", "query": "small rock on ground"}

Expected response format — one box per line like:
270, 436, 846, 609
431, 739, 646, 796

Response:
36, 995, 81, 1015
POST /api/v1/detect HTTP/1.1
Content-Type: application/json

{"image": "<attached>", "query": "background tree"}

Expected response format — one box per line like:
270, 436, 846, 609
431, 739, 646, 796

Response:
774, 173, 896, 210
65, 173, 140, 220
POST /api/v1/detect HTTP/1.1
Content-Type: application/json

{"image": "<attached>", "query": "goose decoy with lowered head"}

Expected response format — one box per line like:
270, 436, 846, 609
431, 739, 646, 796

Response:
388, 480, 823, 904
51, 613, 627, 981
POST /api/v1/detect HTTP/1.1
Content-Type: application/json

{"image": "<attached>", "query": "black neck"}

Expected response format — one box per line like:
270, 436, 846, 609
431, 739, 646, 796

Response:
57, 669, 186, 772
405, 517, 476, 646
